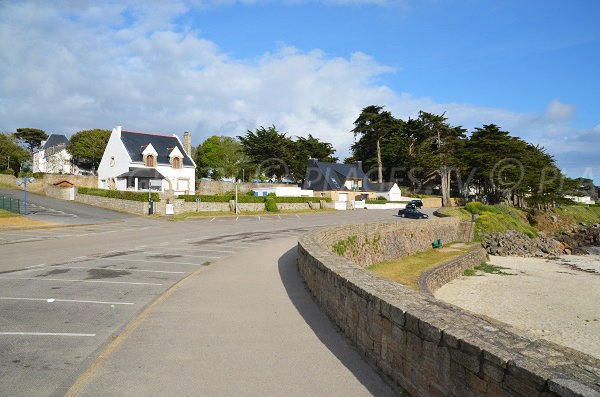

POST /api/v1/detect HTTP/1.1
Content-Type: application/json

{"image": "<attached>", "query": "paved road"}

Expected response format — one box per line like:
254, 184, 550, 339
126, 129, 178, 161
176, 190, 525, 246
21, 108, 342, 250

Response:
69, 238, 398, 396
0, 209, 430, 396
0, 188, 131, 225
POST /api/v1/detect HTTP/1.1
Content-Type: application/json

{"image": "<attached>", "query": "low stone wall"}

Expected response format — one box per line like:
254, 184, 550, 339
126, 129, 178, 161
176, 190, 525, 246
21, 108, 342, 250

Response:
44, 185, 73, 201
74, 193, 147, 215
418, 247, 488, 295
277, 202, 311, 211
237, 202, 265, 212
297, 220, 600, 397
325, 218, 472, 267
196, 181, 289, 195
1, 174, 97, 193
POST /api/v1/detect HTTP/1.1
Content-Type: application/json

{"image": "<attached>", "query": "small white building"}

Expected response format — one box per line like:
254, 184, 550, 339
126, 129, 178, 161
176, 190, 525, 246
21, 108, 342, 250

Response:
370, 182, 402, 201
565, 195, 595, 205
33, 134, 73, 174
253, 186, 313, 197
97, 126, 196, 195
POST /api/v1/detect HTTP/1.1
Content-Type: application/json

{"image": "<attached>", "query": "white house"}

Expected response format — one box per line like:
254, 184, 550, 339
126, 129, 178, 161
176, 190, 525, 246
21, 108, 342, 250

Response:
33, 134, 73, 174
565, 195, 595, 205
370, 182, 402, 201
97, 126, 196, 195
252, 186, 313, 197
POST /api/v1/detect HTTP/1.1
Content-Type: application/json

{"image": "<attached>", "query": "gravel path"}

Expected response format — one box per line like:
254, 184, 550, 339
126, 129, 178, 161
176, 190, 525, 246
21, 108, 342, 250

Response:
435, 254, 600, 359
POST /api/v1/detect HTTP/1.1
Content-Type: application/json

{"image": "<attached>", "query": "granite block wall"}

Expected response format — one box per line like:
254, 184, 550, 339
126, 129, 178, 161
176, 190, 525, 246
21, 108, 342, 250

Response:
297, 220, 600, 397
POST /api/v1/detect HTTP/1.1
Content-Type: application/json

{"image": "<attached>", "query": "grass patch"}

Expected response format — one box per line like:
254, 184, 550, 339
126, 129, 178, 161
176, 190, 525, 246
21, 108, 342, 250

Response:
463, 268, 476, 276
464, 261, 514, 276
0, 208, 18, 218
440, 202, 538, 240
367, 245, 472, 290
438, 207, 472, 221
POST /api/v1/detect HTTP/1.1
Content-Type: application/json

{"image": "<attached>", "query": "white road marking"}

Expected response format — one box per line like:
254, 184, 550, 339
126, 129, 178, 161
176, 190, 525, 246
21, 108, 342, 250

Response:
295, 214, 301, 218
26, 264, 46, 269
151, 247, 234, 254
258, 216, 261, 221
210, 217, 216, 222
236, 216, 239, 221
0, 297, 134, 305
97, 258, 208, 266
277, 215, 281, 219
57, 266, 186, 274
0, 277, 163, 286
0, 332, 96, 337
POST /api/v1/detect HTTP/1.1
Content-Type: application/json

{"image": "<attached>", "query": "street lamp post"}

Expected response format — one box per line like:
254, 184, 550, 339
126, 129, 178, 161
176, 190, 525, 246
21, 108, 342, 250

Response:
16, 176, 35, 215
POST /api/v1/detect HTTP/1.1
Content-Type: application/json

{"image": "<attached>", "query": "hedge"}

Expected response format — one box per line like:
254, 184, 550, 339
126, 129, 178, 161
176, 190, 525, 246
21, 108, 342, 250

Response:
179, 195, 331, 203
78, 187, 159, 202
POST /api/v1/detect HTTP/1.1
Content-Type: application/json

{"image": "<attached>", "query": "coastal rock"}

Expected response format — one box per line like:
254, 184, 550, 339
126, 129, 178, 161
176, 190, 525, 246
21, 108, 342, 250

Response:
554, 226, 600, 252
482, 230, 564, 257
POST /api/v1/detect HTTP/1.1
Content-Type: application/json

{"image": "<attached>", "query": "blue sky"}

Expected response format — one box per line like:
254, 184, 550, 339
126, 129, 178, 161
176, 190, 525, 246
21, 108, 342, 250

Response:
1, 0, 599, 182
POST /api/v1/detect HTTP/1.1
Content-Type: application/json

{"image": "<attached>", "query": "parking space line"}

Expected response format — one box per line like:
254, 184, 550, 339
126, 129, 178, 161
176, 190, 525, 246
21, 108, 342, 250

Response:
0, 277, 163, 286
0, 332, 96, 337
0, 297, 134, 305
210, 217, 216, 222
58, 266, 186, 274
98, 258, 208, 266
151, 247, 234, 254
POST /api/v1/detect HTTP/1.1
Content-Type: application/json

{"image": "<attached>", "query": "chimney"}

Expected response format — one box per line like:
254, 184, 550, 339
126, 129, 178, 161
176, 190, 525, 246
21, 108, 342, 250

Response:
183, 131, 192, 156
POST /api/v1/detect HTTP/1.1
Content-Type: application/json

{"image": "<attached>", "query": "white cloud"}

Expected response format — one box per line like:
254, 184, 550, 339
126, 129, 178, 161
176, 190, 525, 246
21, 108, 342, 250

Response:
0, 1, 597, 181
545, 99, 576, 121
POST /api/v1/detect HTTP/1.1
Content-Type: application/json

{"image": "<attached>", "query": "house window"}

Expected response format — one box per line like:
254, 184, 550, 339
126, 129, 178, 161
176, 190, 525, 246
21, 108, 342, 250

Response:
145, 155, 155, 167
172, 157, 182, 169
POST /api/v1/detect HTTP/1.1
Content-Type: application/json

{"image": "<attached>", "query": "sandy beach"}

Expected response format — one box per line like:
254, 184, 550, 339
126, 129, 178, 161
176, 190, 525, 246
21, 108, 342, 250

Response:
435, 254, 600, 359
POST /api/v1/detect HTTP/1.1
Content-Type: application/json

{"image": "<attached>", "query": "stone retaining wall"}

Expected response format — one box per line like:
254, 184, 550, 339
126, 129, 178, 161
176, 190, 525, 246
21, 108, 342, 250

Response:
0, 174, 97, 193
324, 218, 472, 267
74, 193, 147, 215
418, 248, 488, 295
297, 220, 600, 397
196, 181, 289, 195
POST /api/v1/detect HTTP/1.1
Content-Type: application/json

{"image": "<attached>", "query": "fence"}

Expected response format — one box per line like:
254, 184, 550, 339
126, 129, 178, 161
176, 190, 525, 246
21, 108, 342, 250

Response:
0, 196, 21, 214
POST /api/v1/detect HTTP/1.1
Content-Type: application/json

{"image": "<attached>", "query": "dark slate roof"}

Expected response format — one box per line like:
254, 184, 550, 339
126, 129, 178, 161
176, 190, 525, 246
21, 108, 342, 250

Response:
303, 159, 371, 191
370, 182, 397, 192
116, 168, 165, 179
120, 131, 194, 166
42, 134, 70, 150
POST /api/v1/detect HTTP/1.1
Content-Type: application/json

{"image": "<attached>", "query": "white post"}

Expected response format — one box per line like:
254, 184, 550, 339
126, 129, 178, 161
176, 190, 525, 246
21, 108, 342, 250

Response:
235, 182, 239, 214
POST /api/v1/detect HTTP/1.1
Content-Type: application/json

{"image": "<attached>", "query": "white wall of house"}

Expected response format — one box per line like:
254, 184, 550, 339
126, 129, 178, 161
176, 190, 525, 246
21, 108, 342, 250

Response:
97, 127, 132, 189
33, 148, 73, 174
97, 126, 195, 194
374, 184, 402, 201
565, 195, 595, 205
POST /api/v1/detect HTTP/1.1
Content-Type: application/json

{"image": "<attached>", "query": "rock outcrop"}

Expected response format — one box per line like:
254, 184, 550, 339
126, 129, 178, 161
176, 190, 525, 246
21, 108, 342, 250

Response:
554, 224, 600, 254
481, 230, 564, 257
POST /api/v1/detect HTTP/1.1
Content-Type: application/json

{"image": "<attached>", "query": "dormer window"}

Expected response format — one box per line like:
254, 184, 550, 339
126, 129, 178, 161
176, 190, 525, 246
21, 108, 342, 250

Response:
168, 146, 185, 170
145, 154, 155, 167
172, 157, 182, 169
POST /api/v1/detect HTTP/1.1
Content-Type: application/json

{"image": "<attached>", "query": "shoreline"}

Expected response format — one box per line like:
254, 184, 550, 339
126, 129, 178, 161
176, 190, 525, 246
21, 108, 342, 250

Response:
435, 253, 600, 359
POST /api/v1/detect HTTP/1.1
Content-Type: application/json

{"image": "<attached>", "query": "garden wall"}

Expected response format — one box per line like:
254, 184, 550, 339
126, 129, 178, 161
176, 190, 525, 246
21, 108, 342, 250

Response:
418, 248, 488, 295
1, 174, 97, 193
74, 193, 147, 215
297, 220, 600, 397
196, 181, 289, 195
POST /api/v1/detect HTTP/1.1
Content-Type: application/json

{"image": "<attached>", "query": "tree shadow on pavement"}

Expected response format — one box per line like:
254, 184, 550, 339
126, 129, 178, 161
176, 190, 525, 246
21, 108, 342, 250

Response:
277, 246, 401, 397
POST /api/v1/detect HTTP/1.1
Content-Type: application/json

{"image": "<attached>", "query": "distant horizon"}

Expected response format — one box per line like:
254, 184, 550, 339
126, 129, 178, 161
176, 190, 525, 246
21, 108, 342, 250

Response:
1, 0, 598, 183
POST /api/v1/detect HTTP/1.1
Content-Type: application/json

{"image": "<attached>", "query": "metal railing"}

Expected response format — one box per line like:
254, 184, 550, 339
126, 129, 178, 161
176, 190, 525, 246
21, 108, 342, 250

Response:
0, 196, 21, 214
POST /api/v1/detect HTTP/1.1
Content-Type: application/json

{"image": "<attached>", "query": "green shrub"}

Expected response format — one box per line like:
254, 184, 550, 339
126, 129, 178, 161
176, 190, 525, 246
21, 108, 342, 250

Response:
265, 198, 279, 212
0, 168, 14, 175
78, 187, 159, 202
376, 196, 387, 201
237, 195, 266, 203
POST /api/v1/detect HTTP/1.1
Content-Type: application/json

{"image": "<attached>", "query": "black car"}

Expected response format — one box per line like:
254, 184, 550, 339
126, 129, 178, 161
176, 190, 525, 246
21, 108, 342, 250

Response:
398, 208, 429, 219
406, 199, 423, 209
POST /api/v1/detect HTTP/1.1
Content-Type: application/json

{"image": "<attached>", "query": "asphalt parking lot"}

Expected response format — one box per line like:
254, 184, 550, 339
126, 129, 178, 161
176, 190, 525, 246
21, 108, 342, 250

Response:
0, 223, 320, 397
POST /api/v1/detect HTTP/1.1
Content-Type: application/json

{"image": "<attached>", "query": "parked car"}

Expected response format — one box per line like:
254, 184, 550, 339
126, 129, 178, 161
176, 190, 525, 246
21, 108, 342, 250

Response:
406, 199, 423, 209
398, 208, 429, 219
